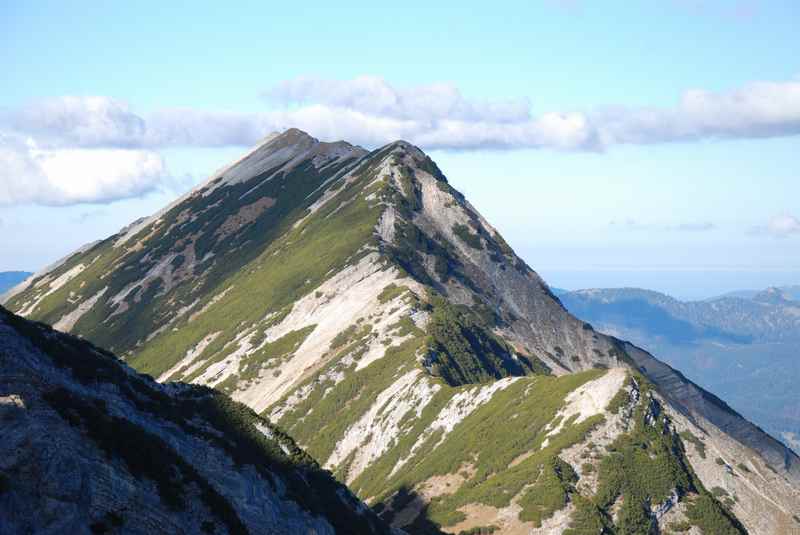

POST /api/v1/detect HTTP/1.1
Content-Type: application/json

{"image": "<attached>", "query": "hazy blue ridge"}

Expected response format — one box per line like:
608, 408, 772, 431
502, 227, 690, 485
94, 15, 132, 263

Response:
0, 271, 32, 295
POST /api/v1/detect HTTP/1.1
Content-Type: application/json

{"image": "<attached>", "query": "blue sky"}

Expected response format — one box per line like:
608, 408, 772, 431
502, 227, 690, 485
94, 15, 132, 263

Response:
1, 0, 798, 298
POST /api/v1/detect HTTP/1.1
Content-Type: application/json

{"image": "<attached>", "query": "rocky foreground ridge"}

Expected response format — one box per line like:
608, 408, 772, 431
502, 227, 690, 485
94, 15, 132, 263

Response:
0, 306, 392, 534
3, 129, 800, 533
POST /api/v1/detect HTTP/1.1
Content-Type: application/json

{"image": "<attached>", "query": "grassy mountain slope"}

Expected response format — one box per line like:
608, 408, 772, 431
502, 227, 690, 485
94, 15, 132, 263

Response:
5, 129, 800, 533
0, 305, 392, 535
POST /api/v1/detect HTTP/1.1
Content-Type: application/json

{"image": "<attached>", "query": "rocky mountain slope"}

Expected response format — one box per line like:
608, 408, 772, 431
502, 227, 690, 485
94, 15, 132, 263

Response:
0, 305, 392, 534
555, 287, 800, 452
5, 129, 800, 533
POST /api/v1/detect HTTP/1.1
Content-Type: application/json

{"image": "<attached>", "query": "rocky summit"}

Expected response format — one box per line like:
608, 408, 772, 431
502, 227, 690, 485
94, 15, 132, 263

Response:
4, 129, 800, 534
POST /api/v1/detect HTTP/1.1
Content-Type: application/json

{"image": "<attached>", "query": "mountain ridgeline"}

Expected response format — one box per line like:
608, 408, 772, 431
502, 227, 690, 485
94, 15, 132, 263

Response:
4, 129, 800, 533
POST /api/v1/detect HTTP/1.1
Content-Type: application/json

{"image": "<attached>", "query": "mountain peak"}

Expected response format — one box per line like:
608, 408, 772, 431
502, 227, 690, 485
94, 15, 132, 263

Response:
753, 286, 796, 305
379, 139, 428, 161
6, 129, 800, 533
266, 127, 318, 147
200, 128, 366, 194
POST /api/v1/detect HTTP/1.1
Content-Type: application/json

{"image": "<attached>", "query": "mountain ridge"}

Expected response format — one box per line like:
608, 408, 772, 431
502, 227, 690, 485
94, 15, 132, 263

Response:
0, 271, 32, 298
0, 305, 393, 534
4, 128, 799, 533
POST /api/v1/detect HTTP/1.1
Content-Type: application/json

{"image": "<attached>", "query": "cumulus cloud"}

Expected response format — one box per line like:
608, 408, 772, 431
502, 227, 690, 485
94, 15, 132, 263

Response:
0, 133, 167, 206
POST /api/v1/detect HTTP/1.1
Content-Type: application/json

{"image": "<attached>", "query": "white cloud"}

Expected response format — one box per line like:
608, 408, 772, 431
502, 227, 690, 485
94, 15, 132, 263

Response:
3, 97, 271, 149
6, 77, 800, 154
145, 108, 271, 147
765, 214, 800, 237
0, 133, 167, 206
264, 75, 531, 123
263, 76, 800, 150
7, 96, 147, 148
2, 77, 800, 205
595, 80, 800, 145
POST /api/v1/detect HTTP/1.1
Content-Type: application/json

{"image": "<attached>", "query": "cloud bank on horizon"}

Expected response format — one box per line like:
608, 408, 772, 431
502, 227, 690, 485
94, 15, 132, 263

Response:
2, 75, 800, 206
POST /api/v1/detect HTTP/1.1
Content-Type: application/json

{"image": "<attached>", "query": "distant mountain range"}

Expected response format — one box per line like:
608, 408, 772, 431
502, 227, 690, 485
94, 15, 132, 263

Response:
554, 285, 800, 451
0, 271, 32, 296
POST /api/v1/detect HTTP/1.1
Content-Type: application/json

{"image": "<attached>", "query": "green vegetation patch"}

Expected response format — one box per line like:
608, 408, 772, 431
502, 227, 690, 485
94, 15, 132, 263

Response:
736, 463, 751, 474
595, 414, 693, 533
330, 324, 360, 349
424, 295, 549, 386
452, 223, 483, 250
685, 494, 744, 535
585, 376, 746, 535
518, 457, 578, 527
667, 520, 692, 532
378, 283, 407, 304
563, 495, 613, 535
606, 373, 632, 414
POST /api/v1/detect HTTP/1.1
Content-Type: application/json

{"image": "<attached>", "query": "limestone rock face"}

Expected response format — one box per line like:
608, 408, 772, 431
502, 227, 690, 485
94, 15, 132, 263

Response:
0, 306, 392, 535
4, 129, 800, 533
